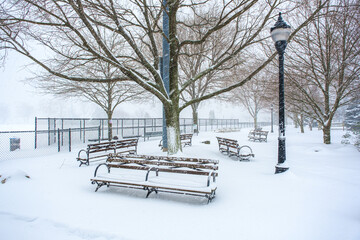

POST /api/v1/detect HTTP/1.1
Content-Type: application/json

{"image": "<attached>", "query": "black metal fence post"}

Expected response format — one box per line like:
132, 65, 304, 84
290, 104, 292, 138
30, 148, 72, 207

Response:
83, 119, 86, 143
61, 119, 64, 146
116, 119, 119, 135
69, 128, 71, 152
34, 117, 37, 149
121, 120, 124, 138
48, 118, 50, 146
102, 119, 104, 139
143, 127, 146, 142
58, 128, 60, 152
137, 119, 140, 136
53, 118, 56, 144
98, 126, 101, 143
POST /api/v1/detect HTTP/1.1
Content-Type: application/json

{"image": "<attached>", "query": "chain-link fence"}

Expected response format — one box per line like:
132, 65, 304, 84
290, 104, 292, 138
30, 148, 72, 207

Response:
0, 117, 268, 160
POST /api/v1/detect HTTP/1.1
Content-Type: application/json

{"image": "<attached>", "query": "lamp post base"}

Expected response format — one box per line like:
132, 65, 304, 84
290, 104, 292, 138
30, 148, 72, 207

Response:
275, 165, 289, 174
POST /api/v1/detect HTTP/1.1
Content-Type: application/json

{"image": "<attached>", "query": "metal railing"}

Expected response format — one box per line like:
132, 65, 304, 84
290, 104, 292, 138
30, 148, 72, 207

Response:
0, 117, 269, 160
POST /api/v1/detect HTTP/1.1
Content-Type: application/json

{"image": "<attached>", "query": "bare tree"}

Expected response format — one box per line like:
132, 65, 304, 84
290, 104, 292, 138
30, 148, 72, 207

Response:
286, 0, 360, 144
36, 60, 146, 140
0, 0, 329, 153
223, 62, 270, 129
178, 13, 234, 128
31, 32, 147, 140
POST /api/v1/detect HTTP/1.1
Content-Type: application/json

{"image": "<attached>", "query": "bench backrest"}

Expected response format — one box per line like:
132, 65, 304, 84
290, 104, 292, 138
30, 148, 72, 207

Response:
259, 131, 268, 135
216, 137, 239, 148
107, 154, 218, 177
87, 139, 138, 153
249, 130, 268, 136
180, 134, 193, 140
114, 138, 138, 147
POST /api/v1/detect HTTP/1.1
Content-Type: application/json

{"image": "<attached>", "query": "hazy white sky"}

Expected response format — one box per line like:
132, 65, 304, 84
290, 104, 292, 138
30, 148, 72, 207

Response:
0, 51, 261, 128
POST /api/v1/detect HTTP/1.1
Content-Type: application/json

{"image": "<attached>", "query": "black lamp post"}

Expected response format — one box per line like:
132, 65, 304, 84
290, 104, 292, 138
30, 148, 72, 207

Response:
271, 13, 291, 174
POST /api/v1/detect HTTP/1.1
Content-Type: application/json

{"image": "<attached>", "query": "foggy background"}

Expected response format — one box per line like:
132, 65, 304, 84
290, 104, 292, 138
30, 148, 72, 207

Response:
0, 51, 268, 130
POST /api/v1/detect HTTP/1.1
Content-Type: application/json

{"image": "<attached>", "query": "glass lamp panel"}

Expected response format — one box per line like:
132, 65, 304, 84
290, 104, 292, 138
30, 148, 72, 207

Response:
271, 28, 291, 42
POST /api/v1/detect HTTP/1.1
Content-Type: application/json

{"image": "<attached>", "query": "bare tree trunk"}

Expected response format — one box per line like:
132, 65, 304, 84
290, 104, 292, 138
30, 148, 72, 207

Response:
191, 105, 199, 133
299, 114, 304, 133
323, 124, 331, 144
294, 114, 299, 128
308, 119, 313, 131
107, 111, 113, 141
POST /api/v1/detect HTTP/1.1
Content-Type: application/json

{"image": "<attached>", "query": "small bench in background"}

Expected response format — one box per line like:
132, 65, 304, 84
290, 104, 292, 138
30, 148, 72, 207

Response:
180, 133, 193, 147
248, 130, 268, 142
216, 136, 254, 161
159, 133, 193, 149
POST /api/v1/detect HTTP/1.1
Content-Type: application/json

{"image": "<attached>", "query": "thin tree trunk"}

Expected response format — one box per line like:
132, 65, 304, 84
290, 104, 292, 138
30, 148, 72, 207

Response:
294, 114, 299, 128
323, 124, 331, 144
107, 111, 113, 141
299, 114, 304, 133
192, 106, 199, 133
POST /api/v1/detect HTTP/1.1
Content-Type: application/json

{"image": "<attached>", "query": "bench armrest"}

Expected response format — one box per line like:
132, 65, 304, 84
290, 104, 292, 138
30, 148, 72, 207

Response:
145, 167, 159, 181
207, 171, 216, 187
94, 163, 110, 177
238, 145, 255, 159
77, 149, 88, 159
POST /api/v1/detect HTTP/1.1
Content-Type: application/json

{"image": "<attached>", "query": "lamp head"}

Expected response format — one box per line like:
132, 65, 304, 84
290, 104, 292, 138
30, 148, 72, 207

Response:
271, 13, 291, 42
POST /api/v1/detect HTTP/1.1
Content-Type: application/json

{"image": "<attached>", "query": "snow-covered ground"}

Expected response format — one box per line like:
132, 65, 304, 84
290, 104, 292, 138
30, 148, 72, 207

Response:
0, 126, 359, 240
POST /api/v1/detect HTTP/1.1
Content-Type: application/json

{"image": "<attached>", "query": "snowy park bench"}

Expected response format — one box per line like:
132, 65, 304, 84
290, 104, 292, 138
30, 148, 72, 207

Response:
90, 154, 218, 203
248, 130, 268, 142
77, 139, 138, 167
158, 133, 193, 149
216, 137, 254, 161
180, 133, 193, 147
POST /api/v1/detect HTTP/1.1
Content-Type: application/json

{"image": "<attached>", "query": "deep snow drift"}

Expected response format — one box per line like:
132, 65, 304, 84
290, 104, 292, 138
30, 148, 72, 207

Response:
0, 126, 359, 240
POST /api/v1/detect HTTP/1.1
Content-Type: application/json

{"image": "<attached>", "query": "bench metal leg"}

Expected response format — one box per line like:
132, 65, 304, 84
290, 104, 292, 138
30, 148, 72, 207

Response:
92, 181, 107, 192
145, 187, 158, 198
206, 190, 216, 204
79, 160, 89, 167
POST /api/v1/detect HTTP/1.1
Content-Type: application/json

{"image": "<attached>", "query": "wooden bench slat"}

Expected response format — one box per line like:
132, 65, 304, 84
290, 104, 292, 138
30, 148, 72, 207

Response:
107, 163, 218, 177
108, 158, 218, 170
